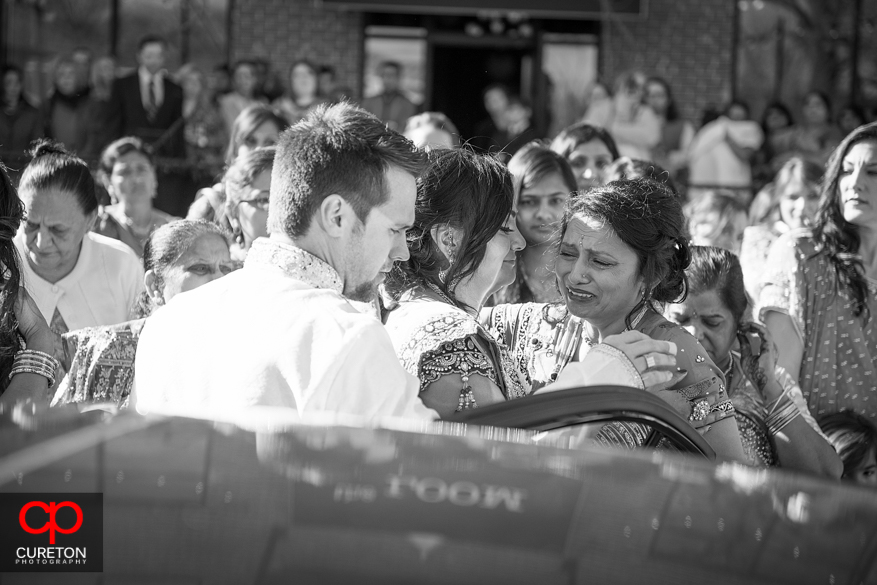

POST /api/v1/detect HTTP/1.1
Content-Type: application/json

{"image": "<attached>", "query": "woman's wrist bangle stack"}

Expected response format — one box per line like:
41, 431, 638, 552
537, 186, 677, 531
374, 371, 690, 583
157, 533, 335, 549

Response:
766, 398, 800, 436
9, 349, 60, 388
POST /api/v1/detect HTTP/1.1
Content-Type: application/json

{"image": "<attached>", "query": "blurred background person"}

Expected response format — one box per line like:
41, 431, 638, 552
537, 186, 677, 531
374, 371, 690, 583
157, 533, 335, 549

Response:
187, 104, 286, 224
685, 190, 748, 255
492, 141, 575, 304
741, 157, 822, 300
584, 71, 660, 161
361, 61, 417, 132
645, 76, 693, 179
317, 65, 351, 103
760, 122, 877, 420
403, 112, 460, 150
223, 146, 274, 262
471, 83, 511, 154
753, 101, 795, 189
549, 121, 619, 191
83, 56, 117, 157
773, 90, 844, 167
53, 220, 235, 408
177, 63, 226, 178
219, 60, 265, 134
687, 100, 763, 201
94, 137, 177, 257
837, 104, 866, 137
665, 246, 841, 475
819, 411, 877, 486
499, 96, 539, 161
43, 57, 91, 155
14, 141, 143, 341
70, 46, 93, 94
273, 59, 326, 125
1, 65, 43, 160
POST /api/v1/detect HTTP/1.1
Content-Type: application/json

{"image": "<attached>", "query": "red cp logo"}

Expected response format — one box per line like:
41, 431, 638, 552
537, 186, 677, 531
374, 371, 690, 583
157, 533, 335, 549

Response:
19, 501, 83, 544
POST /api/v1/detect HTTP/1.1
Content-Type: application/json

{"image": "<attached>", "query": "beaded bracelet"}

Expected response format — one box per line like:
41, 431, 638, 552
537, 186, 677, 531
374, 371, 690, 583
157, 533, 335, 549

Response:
766, 399, 800, 436
9, 349, 60, 388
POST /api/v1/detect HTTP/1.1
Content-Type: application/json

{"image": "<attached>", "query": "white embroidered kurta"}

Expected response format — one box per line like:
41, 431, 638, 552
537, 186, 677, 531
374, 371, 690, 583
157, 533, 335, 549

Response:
134, 238, 437, 422
16, 231, 144, 331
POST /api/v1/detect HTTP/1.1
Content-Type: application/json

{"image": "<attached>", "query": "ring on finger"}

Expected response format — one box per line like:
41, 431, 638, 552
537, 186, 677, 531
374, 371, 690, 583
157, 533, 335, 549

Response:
645, 354, 657, 369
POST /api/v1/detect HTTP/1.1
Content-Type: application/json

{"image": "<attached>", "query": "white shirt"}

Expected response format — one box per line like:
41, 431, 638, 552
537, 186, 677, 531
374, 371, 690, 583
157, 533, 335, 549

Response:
138, 66, 164, 111
134, 238, 437, 422
16, 231, 144, 331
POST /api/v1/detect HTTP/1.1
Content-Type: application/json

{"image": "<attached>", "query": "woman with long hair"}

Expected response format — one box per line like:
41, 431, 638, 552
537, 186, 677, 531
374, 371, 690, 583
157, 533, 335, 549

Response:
272, 59, 326, 125
549, 121, 619, 191
760, 122, 877, 420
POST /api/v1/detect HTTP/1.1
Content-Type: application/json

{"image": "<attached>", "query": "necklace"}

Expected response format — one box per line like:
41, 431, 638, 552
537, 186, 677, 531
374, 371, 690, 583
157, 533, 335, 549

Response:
425, 281, 477, 317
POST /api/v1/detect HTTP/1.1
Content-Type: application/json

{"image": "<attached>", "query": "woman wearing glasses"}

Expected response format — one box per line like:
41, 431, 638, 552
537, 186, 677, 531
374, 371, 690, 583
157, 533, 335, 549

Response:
223, 146, 274, 262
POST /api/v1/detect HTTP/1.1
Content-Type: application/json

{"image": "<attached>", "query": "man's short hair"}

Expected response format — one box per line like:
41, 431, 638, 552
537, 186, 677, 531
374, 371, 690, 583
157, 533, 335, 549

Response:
269, 102, 427, 238
137, 34, 167, 53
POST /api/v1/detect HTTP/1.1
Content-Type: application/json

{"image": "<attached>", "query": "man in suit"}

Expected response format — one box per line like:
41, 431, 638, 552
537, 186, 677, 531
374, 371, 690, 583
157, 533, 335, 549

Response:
361, 61, 417, 133
107, 35, 189, 216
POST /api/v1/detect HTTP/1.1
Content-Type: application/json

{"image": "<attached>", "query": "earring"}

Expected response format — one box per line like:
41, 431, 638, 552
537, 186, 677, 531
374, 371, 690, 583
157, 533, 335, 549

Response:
438, 250, 456, 283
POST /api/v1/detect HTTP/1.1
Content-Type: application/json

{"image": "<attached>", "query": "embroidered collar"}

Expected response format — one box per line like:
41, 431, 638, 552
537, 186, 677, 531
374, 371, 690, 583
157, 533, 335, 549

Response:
244, 238, 343, 294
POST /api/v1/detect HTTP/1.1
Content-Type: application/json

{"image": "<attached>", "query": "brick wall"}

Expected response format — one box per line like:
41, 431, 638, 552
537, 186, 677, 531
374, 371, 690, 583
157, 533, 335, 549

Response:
230, 0, 364, 98
601, 0, 735, 124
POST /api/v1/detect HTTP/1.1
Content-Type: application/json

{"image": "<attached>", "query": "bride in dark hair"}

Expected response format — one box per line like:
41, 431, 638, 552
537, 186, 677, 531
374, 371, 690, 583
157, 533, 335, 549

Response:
0, 158, 59, 403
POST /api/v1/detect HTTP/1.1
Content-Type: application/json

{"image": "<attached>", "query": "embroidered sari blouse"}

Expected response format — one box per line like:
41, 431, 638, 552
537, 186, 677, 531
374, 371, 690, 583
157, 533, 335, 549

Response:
52, 318, 146, 408
483, 303, 736, 448
383, 287, 529, 412
758, 230, 877, 420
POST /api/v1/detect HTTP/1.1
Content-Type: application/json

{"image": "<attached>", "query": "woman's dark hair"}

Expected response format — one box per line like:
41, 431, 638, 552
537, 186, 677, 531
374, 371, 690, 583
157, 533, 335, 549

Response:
559, 179, 690, 327
603, 157, 679, 200
813, 121, 877, 320
386, 148, 514, 311
645, 76, 679, 121
760, 101, 794, 134
686, 246, 749, 325
225, 103, 288, 165
549, 122, 620, 162
818, 411, 877, 481
137, 219, 232, 317
18, 140, 98, 216
98, 136, 154, 182
508, 141, 577, 202
0, 160, 25, 390
838, 103, 866, 129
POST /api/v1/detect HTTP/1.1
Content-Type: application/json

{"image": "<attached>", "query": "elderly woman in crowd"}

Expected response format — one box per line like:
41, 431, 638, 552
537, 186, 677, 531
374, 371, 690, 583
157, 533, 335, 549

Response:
484, 180, 747, 460
14, 141, 143, 342
549, 122, 619, 191
403, 112, 460, 150
760, 122, 877, 421
0, 159, 59, 403
665, 246, 840, 475
492, 141, 576, 304
223, 146, 274, 261
94, 137, 177, 257
740, 157, 822, 300
383, 150, 709, 436
272, 60, 326, 125
53, 220, 235, 408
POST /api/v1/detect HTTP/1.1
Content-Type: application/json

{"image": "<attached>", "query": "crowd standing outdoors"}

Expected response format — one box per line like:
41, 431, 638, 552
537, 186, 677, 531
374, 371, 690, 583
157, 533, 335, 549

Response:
1, 33, 876, 488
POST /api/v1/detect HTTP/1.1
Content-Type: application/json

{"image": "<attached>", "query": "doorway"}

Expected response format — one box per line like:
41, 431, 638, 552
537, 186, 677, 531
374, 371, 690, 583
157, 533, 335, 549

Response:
429, 43, 533, 143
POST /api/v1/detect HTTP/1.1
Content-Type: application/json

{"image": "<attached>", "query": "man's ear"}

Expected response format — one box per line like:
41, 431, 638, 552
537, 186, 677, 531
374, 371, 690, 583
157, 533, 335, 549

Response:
144, 269, 162, 305
317, 194, 354, 238
84, 209, 98, 232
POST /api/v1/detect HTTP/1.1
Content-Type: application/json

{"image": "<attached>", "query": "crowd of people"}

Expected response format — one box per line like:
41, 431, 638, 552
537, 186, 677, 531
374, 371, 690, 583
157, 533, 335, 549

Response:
1, 34, 876, 490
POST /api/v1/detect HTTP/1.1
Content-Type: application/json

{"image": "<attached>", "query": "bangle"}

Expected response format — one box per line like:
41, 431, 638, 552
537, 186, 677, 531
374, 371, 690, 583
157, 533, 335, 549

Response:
766, 400, 800, 436
9, 349, 59, 388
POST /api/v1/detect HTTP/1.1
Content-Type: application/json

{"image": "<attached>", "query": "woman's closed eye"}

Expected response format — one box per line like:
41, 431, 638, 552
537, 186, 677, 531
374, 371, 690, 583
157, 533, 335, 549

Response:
187, 264, 211, 275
